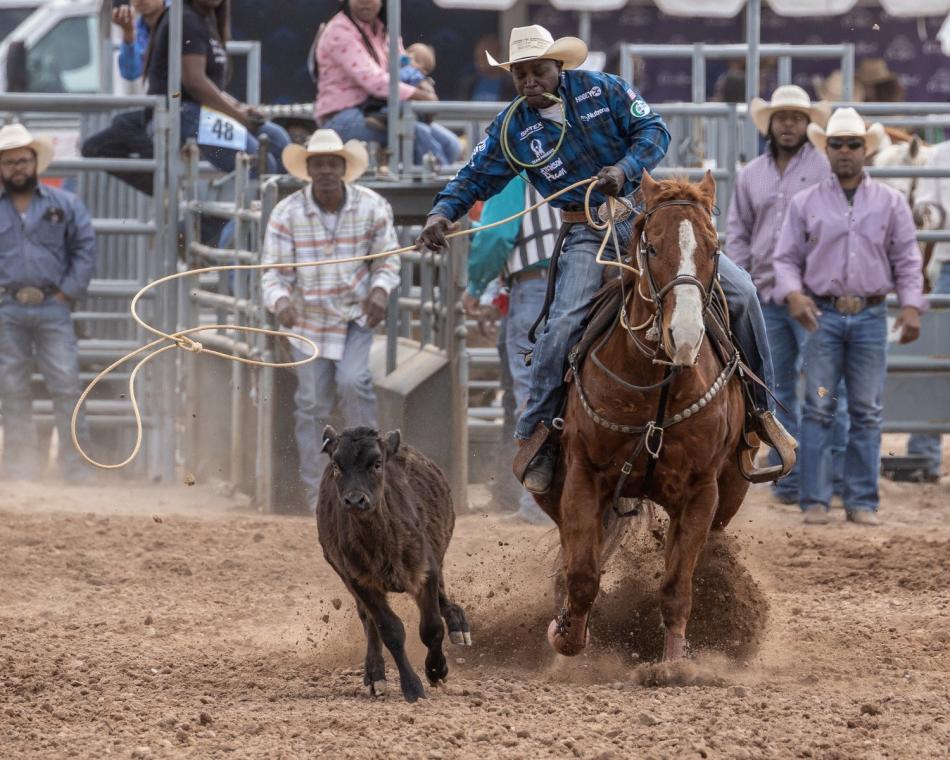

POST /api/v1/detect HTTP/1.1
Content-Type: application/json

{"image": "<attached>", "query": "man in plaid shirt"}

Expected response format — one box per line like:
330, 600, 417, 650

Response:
262, 130, 400, 508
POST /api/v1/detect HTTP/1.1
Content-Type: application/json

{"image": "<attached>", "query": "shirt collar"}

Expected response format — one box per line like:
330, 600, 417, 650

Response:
303, 183, 351, 216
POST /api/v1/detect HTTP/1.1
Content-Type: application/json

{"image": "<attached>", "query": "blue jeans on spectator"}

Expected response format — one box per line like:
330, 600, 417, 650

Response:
505, 274, 551, 523
322, 106, 461, 165
800, 302, 888, 514
0, 298, 91, 481
177, 101, 291, 174
762, 301, 849, 501
907, 261, 950, 478
291, 322, 377, 509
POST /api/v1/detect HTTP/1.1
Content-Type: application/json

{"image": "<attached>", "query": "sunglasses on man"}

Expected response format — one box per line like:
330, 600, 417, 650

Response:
827, 138, 865, 151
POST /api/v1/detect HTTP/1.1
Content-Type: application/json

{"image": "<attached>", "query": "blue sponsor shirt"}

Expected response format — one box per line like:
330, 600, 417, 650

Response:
430, 69, 670, 221
0, 184, 97, 301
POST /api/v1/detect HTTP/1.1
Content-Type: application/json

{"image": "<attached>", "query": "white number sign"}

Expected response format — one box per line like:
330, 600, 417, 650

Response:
197, 107, 247, 151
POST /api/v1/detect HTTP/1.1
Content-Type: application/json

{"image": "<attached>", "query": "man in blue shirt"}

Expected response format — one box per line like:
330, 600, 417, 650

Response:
418, 25, 796, 494
0, 125, 97, 483
80, 0, 168, 195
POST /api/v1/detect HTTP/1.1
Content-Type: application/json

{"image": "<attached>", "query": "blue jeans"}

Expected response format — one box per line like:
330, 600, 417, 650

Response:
907, 261, 950, 476
291, 322, 377, 506
800, 302, 888, 513
762, 301, 849, 499
0, 298, 91, 480
178, 101, 291, 174
322, 106, 461, 165
505, 275, 549, 517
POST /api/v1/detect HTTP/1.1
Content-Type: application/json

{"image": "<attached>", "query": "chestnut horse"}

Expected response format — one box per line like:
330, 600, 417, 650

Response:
535, 170, 754, 661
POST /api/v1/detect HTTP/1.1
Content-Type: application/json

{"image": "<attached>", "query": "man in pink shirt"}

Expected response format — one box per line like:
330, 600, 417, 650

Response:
773, 108, 926, 526
727, 85, 840, 506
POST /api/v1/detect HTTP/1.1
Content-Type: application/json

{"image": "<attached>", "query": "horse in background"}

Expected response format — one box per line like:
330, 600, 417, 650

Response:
872, 133, 946, 289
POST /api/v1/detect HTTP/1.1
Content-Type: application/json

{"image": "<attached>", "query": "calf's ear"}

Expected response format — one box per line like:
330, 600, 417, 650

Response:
321, 425, 338, 455
383, 429, 401, 456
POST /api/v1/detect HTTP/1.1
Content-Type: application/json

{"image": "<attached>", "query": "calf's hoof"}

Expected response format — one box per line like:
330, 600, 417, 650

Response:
662, 630, 687, 662
449, 629, 473, 646
546, 611, 590, 656
367, 679, 388, 697
401, 677, 427, 704
425, 656, 449, 686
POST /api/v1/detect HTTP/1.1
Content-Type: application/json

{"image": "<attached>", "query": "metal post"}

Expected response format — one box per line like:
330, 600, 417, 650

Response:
445, 229, 469, 511
387, 0, 401, 176
246, 42, 261, 105
691, 43, 706, 104
744, 0, 761, 161
778, 56, 792, 86
620, 43, 633, 86
154, 0, 184, 482
578, 11, 591, 46
841, 43, 855, 102
229, 156, 249, 488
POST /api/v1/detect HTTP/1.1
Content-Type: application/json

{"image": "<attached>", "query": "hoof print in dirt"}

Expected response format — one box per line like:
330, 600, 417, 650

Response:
316, 427, 470, 702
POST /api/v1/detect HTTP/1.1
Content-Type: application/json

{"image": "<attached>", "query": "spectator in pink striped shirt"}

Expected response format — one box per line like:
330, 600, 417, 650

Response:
313, 0, 461, 166
726, 85, 842, 507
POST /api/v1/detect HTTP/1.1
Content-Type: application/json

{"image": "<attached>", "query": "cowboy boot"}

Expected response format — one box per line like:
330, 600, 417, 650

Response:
739, 410, 797, 484
522, 444, 557, 494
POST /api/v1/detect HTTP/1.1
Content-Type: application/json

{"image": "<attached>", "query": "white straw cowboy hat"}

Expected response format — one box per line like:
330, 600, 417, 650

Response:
0, 123, 54, 174
807, 107, 886, 155
282, 129, 369, 183
486, 24, 588, 71
749, 85, 831, 136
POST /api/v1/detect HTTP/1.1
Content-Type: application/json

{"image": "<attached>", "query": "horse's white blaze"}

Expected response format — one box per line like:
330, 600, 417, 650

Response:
670, 219, 705, 366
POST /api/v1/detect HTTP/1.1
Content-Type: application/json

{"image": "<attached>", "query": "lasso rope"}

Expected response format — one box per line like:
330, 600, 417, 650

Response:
71, 175, 638, 469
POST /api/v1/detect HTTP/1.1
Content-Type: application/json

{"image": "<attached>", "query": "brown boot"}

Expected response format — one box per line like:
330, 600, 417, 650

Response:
738, 411, 798, 484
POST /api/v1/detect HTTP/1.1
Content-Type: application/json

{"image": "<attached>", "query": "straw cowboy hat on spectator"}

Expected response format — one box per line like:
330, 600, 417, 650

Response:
0, 123, 54, 174
282, 129, 368, 183
749, 85, 831, 135
807, 107, 886, 155
486, 24, 588, 71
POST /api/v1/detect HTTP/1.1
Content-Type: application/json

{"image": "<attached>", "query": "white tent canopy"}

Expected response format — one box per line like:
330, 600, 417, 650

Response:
434, 0, 950, 17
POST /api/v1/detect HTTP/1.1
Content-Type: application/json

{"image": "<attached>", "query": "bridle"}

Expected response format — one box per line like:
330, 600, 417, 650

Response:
636, 199, 721, 317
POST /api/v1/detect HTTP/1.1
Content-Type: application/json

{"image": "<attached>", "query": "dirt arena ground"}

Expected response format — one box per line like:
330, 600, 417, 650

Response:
1, 437, 948, 759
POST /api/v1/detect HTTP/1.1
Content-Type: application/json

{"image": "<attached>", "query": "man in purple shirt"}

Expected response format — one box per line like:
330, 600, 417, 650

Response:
774, 107, 926, 526
727, 85, 843, 505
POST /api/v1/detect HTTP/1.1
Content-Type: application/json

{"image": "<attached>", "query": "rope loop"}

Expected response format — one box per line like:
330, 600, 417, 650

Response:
71, 176, 606, 470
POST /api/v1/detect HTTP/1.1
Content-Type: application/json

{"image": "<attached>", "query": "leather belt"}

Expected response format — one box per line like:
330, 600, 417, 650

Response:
0, 285, 58, 305
813, 294, 885, 315
508, 267, 547, 286
560, 209, 591, 225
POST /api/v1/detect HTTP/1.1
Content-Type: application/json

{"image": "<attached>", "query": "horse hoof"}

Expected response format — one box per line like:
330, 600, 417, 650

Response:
368, 679, 388, 697
547, 617, 590, 656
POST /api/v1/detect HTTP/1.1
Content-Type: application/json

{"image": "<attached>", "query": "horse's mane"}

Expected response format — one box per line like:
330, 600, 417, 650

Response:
643, 177, 712, 210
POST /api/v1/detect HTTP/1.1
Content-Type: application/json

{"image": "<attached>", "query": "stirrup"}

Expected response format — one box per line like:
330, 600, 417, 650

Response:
738, 412, 797, 484
738, 446, 787, 484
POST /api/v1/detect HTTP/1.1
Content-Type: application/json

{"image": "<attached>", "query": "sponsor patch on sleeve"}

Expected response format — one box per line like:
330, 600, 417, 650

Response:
630, 98, 651, 118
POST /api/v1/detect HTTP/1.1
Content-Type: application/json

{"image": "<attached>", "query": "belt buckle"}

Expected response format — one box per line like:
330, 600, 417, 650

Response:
15, 286, 46, 306
835, 296, 864, 315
